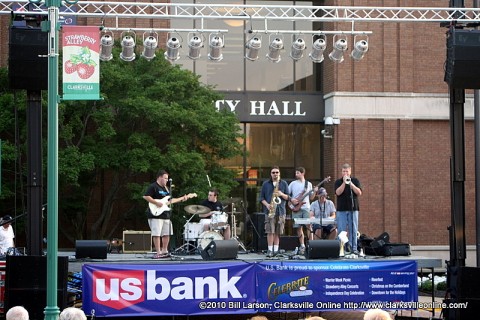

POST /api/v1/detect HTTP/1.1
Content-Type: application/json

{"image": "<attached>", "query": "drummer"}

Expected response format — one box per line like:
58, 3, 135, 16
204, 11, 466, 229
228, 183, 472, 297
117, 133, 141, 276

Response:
199, 188, 231, 240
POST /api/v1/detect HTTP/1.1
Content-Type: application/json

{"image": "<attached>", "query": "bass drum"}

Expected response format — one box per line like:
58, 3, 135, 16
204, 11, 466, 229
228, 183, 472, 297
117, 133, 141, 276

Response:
197, 231, 224, 250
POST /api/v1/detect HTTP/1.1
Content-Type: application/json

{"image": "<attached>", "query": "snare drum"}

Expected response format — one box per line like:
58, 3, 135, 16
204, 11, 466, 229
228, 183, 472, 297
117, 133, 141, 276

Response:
197, 231, 224, 250
211, 211, 228, 229
183, 223, 203, 241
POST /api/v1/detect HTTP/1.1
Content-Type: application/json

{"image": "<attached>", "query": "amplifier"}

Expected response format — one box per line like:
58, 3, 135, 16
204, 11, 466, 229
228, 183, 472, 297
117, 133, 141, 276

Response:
123, 231, 153, 253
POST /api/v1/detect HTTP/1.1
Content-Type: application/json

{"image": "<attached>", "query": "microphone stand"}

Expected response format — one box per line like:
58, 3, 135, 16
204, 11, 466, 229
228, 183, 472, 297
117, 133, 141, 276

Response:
239, 201, 259, 252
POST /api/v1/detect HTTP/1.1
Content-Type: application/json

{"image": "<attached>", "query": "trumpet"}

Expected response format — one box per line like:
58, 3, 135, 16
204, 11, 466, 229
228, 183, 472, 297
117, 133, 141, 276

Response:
344, 176, 351, 184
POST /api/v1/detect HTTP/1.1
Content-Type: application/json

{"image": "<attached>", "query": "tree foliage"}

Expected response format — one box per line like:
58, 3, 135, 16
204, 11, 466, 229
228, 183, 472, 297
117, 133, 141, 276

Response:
0, 50, 243, 245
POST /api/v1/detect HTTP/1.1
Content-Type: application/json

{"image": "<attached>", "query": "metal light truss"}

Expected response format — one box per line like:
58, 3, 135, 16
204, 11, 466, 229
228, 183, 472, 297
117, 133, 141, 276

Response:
2, 1, 480, 24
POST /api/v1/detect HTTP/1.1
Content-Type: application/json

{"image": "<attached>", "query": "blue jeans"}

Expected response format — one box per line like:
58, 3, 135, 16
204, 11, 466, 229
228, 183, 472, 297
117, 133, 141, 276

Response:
336, 210, 359, 252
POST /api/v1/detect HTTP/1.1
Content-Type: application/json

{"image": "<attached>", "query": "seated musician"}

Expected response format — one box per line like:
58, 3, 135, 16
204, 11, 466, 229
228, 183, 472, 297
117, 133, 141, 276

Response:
309, 188, 337, 240
198, 188, 231, 240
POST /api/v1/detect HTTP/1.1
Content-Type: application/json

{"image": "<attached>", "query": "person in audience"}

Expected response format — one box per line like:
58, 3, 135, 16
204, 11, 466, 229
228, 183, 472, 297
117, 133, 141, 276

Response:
363, 308, 392, 320
0, 215, 15, 255
6, 306, 29, 320
59, 307, 87, 320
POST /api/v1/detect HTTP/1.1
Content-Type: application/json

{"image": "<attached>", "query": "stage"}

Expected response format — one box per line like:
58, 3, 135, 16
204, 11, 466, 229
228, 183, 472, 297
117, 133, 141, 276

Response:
62, 248, 443, 273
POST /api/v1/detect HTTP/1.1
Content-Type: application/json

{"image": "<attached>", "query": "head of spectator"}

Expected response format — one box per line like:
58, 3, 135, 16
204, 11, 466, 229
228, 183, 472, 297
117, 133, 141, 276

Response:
59, 307, 87, 320
6, 306, 29, 320
363, 308, 392, 320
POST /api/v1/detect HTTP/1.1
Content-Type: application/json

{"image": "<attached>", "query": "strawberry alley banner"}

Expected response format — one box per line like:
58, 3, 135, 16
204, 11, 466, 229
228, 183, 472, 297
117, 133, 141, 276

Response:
82, 260, 417, 317
62, 26, 100, 100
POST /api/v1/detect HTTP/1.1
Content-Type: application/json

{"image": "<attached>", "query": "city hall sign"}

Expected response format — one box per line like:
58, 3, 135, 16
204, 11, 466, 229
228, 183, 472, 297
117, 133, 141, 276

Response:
215, 92, 324, 123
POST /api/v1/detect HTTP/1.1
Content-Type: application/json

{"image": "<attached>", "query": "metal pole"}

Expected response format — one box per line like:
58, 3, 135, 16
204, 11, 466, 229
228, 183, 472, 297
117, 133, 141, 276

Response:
474, 0, 480, 268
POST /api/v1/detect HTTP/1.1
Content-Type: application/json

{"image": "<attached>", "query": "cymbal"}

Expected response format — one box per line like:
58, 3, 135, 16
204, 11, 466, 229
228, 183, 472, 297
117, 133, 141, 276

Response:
184, 205, 211, 215
220, 197, 242, 204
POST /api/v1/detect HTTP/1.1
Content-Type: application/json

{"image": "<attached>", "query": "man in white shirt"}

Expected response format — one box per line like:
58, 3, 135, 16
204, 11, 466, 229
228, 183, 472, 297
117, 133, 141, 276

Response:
0, 215, 15, 255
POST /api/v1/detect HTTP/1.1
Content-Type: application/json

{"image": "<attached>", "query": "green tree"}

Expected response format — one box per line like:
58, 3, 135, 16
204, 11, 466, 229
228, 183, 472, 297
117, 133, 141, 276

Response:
1, 51, 243, 245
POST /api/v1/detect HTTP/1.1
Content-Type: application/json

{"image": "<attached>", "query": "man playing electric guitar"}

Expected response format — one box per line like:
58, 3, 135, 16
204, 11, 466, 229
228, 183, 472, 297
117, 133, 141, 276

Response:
143, 169, 195, 259
288, 167, 317, 255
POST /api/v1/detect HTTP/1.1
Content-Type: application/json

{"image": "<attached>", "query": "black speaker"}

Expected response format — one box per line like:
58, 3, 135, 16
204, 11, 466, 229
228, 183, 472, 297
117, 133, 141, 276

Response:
201, 240, 238, 260
252, 212, 267, 252
8, 27, 48, 91
5, 256, 68, 320
444, 28, 480, 89
307, 240, 340, 259
75, 240, 108, 259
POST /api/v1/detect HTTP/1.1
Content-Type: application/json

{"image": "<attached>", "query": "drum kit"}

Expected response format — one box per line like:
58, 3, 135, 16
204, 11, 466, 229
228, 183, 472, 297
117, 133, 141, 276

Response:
175, 198, 246, 254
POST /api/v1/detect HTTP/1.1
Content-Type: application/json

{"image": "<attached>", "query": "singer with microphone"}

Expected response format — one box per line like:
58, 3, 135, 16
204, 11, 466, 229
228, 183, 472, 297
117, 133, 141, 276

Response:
334, 163, 362, 255
143, 169, 189, 259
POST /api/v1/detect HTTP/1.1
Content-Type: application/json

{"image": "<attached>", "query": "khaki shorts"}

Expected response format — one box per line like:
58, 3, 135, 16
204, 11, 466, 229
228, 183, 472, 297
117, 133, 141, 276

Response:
149, 219, 173, 236
265, 215, 286, 235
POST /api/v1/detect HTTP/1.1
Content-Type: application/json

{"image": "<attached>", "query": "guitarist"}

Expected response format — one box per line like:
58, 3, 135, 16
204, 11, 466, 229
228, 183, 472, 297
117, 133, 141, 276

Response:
143, 169, 189, 259
288, 167, 318, 255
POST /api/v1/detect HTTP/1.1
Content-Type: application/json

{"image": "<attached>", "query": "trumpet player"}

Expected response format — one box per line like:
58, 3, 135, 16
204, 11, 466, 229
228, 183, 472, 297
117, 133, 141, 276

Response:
335, 163, 362, 255
260, 166, 289, 258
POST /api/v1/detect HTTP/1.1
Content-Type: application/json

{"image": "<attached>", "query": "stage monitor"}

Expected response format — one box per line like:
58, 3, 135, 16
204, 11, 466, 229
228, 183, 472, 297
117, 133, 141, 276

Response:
201, 239, 238, 260
307, 240, 340, 259
75, 240, 108, 259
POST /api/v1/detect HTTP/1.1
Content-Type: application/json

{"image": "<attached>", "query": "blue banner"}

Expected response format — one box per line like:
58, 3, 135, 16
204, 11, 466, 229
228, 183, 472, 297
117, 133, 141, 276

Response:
82, 262, 257, 316
82, 260, 417, 316
255, 260, 418, 312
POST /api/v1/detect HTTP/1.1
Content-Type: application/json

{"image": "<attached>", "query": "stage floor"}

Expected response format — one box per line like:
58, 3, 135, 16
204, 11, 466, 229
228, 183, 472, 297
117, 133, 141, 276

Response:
62, 248, 443, 273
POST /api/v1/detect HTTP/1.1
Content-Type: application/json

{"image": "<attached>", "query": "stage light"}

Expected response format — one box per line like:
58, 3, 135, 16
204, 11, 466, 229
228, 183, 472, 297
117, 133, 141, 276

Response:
165, 35, 181, 62
120, 32, 136, 62
99, 32, 114, 62
187, 33, 203, 60
290, 37, 306, 61
328, 36, 347, 63
245, 36, 262, 61
208, 33, 224, 61
309, 36, 326, 63
266, 35, 283, 63
141, 32, 158, 61
351, 37, 369, 61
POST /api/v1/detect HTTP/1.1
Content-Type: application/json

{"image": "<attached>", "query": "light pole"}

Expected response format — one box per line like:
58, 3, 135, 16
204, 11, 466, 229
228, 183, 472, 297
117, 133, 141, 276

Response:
27, 1, 78, 320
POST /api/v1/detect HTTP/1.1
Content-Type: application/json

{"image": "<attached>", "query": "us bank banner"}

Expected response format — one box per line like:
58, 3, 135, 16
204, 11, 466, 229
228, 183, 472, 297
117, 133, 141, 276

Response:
62, 26, 100, 100
82, 260, 417, 316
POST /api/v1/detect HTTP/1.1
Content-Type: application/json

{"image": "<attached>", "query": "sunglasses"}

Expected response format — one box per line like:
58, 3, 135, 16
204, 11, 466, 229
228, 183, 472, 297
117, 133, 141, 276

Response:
271, 171, 279, 174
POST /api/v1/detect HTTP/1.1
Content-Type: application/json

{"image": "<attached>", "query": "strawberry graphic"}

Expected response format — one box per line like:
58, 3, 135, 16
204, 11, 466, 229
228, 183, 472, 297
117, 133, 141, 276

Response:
76, 63, 95, 79
64, 60, 77, 74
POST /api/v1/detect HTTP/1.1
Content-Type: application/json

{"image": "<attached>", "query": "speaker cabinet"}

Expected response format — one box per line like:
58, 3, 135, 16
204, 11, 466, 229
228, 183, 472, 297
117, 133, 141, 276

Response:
8, 27, 48, 91
201, 240, 238, 260
252, 212, 267, 252
444, 28, 480, 89
123, 230, 153, 253
307, 240, 340, 259
75, 240, 108, 259
5, 256, 68, 320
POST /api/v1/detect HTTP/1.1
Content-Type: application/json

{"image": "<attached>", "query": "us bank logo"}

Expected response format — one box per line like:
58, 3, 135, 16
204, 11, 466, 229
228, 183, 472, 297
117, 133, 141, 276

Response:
92, 269, 243, 310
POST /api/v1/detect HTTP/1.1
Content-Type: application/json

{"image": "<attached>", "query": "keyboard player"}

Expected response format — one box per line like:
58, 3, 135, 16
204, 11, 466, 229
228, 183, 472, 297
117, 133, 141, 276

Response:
309, 187, 337, 240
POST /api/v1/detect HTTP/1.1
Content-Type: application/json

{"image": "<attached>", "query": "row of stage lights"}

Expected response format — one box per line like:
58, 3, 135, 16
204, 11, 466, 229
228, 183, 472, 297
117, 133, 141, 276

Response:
100, 31, 369, 63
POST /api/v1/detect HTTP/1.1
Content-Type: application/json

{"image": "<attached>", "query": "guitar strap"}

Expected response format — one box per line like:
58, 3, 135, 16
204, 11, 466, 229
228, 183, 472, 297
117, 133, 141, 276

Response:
304, 180, 308, 192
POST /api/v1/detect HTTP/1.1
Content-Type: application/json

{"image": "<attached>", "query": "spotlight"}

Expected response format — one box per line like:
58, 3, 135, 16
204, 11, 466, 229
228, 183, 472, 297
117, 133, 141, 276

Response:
309, 36, 326, 63
165, 35, 181, 62
290, 37, 306, 61
328, 35, 347, 63
351, 36, 369, 61
266, 35, 283, 63
99, 32, 113, 62
245, 36, 262, 61
120, 32, 136, 62
187, 33, 203, 60
208, 33, 224, 61
141, 32, 158, 61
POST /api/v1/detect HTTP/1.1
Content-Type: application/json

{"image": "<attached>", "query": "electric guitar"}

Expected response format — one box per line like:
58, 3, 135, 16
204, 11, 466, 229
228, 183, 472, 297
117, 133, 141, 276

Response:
288, 177, 331, 212
149, 193, 197, 216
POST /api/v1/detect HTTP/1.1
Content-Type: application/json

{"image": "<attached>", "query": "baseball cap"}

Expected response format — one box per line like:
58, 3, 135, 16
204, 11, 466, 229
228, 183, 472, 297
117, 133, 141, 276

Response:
317, 187, 327, 196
